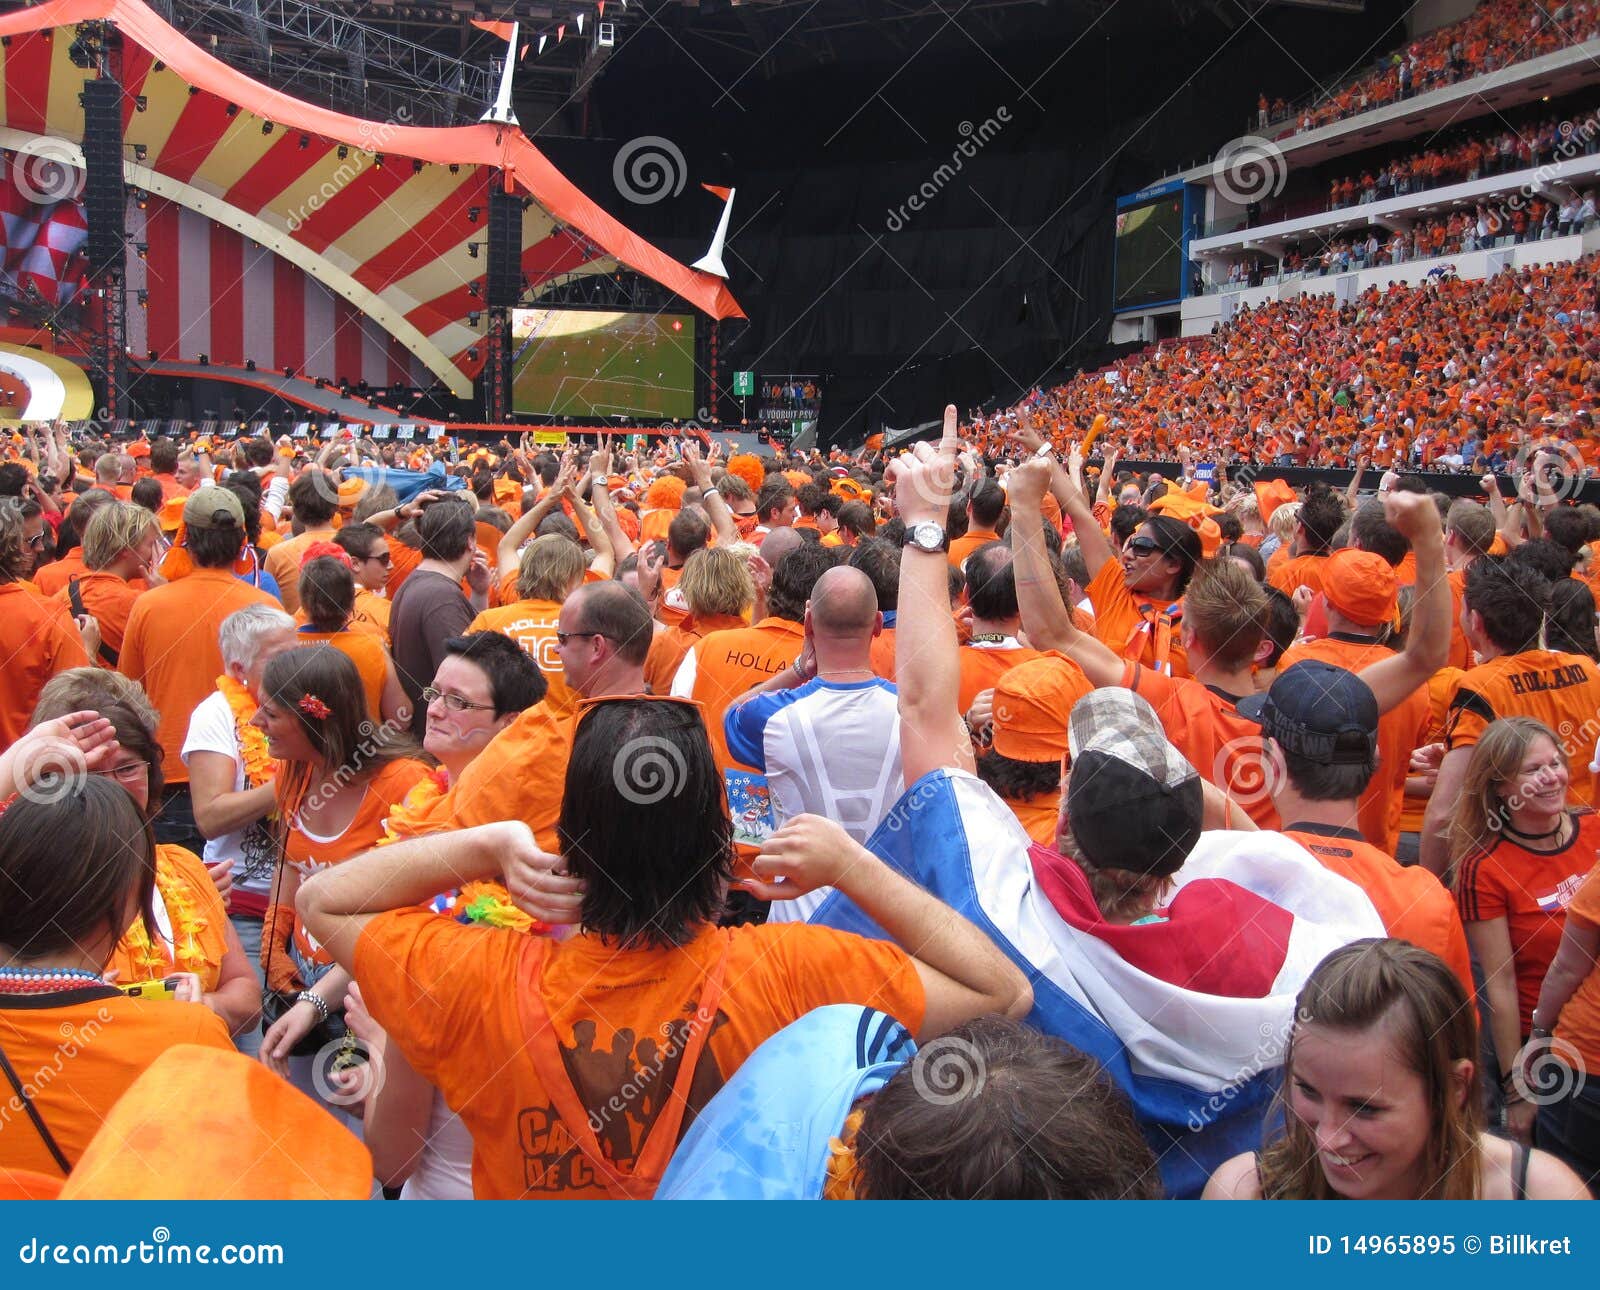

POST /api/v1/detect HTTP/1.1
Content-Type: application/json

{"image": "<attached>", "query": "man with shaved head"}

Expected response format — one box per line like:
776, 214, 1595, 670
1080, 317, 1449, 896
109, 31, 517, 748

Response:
725, 564, 904, 919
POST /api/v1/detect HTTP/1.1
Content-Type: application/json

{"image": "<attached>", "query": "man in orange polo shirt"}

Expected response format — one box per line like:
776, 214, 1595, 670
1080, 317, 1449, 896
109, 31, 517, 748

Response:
955, 541, 1041, 717
0, 503, 88, 747
468, 534, 586, 716
1241, 661, 1472, 994
34, 489, 117, 597
1268, 486, 1345, 597
947, 478, 1006, 569
56, 501, 163, 667
1280, 548, 1430, 856
263, 469, 340, 614
119, 486, 276, 851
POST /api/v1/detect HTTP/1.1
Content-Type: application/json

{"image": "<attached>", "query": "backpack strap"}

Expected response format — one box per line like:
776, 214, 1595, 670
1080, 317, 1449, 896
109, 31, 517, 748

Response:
67, 578, 120, 668
0, 1039, 71, 1175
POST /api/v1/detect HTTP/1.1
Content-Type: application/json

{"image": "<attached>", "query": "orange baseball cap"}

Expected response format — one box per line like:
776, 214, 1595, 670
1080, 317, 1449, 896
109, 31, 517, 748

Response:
990, 653, 1093, 763
126, 439, 150, 460
59, 1046, 372, 1199
1322, 548, 1399, 626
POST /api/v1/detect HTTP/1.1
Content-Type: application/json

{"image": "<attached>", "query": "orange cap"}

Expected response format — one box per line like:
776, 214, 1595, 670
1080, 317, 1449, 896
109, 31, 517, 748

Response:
157, 495, 186, 533
337, 477, 366, 508
1322, 548, 1399, 626
990, 653, 1093, 763
126, 440, 150, 460
59, 1045, 371, 1199
1253, 479, 1297, 523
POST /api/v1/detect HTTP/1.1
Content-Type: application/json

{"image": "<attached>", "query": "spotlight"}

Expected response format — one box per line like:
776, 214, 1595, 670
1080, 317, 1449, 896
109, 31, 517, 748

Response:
468, 243, 479, 259
226, 103, 238, 117
299, 134, 310, 149
373, 154, 384, 169
338, 145, 349, 159
412, 159, 423, 174
246, 359, 257, 372
283, 366, 293, 379
449, 164, 460, 174
468, 348, 479, 362
136, 290, 148, 308
468, 282, 479, 297
261, 121, 273, 135
133, 143, 147, 161
135, 96, 147, 112
187, 85, 199, 96
468, 206, 481, 223
147, 349, 158, 362
467, 311, 480, 326
199, 353, 210, 366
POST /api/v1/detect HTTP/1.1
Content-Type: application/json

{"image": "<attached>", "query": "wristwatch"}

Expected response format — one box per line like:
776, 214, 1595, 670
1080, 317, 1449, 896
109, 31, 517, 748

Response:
903, 521, 949, 554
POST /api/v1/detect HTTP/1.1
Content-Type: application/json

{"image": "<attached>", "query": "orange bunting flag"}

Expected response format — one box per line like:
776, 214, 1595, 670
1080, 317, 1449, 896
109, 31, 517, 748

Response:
703, 184, 733, 201
471, 19, 517, 41
557, 23, 566, 41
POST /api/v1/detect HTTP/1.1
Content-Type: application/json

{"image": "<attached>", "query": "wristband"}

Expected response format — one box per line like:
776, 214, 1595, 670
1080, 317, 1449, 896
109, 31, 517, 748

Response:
296, 990, 330, 1024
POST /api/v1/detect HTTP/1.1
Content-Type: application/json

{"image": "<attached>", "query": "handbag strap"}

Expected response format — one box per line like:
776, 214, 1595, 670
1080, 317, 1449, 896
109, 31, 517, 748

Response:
0, 1038, 71, 1175
67, 577, 119, 668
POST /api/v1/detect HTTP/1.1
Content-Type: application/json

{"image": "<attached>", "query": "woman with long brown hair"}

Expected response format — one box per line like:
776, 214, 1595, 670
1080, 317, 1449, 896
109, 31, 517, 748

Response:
1205, 939, 1587, 1199
251, 645, 428, 1104
1451, 716, 1600, 1142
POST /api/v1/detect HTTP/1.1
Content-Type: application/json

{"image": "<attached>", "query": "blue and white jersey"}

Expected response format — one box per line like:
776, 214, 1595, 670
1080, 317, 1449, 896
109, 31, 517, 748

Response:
724, 676, 903, 847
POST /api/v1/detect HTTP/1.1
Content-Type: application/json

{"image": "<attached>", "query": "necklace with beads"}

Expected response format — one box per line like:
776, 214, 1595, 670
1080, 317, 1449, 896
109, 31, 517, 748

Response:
0, 965, 108, 995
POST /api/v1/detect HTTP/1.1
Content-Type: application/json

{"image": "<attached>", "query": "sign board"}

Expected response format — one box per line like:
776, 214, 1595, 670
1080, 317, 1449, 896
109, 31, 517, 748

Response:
1195, 464, 1216, 483
534, 430, 569, 447
732, 370, 755, 397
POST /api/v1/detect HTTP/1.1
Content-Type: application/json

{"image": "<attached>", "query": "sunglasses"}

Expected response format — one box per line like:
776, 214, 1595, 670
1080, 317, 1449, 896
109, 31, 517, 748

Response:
364, 549, 393, 566
555, 630, 613, 647
1124, 537, 1166, 557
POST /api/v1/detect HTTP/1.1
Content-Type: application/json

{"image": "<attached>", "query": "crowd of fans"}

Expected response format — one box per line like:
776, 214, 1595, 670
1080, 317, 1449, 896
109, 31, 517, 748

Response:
4, 270, 1600, 1200
1258, 0, 1600, 137
1030, 256, 1600, 473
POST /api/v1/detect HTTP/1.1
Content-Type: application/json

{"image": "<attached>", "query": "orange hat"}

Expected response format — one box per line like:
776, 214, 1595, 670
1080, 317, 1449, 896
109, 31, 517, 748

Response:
337, 477, 366, 509
1322, 548, 1399, 626
59, 1046, 371, 1199
126, 439, 150, 460
1146, 486, 1221, 523
726, 453, 766, 493
157, 495, 186, 533
991, 653, 1093, 763
300, 539, 353, 569
492, 476, 521, 507
831, 477, 870, 504
1253, 479, 1297, 523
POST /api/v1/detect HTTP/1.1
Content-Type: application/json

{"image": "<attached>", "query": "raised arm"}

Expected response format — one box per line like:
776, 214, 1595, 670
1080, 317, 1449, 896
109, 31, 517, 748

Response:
1007, 459, 1126, 688
1345, 453, 1368, 511
886, 405, 974, 784
682, 441, 735, 546
1357, 489, 1449, 715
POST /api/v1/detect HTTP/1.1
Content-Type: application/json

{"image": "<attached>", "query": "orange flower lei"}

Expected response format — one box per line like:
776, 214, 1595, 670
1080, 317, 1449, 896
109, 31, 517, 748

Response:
218, 676, 275, 789
118, 849, 221, 984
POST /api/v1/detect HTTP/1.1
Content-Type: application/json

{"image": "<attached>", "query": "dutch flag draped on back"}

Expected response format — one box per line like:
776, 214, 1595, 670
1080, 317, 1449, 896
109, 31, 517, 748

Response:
807, 769, 1386, 1199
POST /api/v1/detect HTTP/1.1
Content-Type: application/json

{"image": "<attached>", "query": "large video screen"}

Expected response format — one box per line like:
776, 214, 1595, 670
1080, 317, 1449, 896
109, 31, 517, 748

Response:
510, 309, 697, 420
1113, 194, 1185, 311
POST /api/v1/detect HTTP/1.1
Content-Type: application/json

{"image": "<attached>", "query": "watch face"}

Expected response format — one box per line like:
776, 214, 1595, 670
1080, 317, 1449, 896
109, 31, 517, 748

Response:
909, 522, 944, 551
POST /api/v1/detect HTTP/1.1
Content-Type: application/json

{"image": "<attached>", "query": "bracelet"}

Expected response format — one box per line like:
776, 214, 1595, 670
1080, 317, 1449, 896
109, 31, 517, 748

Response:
296, 990, 330, 1024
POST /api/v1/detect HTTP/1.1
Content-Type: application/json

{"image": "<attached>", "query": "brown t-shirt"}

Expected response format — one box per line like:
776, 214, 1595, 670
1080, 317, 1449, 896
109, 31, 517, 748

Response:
389, 569, 474, 738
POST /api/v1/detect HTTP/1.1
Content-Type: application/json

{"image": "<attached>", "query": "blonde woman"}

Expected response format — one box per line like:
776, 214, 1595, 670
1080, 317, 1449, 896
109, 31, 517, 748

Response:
58, 501, 164, 666
1451, 717, 1600, 1143
643, 546, 755, 693
1262, 499, 1301, 578
1206, 940, 1587, 1199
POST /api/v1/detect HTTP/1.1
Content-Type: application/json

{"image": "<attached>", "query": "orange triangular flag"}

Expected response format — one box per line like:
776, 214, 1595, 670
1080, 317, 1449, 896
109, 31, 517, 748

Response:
598, 0, 606, 13
703, 184, 733, 201
557, 23, 566, 40
519, 42, 530, 60
471, 19, 517, 41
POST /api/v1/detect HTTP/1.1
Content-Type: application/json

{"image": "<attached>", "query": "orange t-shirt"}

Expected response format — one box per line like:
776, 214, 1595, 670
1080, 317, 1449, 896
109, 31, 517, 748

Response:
643, 613, 747, 698
1285, 824, 1472, 995
263, 527, 338, 615
957, 643, 1045, 716
1552, 859, 1600, 1072
673, 618, 805, 772
1268, 552, 1330, 597
0, 990, 231, 1180
437, 703, 574, 852
468, 598, 576, 717
1086, 562, 1190, 679
1456, 812, 1600, 1035
119, 570, 277, 784
384, 537, 423, 599
1397, 666, 1464, 835
1445, 650, 1600, 809
1124, 662, 1280, 829
1280, 634, 1430, 855
55, 572, 143, 662
353, 913, 925, 1199
1445, 568, 1471, 672
295, 628, 392, 723
0, 582, 90, 747
105, 844, 231, 994
284, 758, 431, 968
949, 527, 1002, 570
1006, 791, 1061, 847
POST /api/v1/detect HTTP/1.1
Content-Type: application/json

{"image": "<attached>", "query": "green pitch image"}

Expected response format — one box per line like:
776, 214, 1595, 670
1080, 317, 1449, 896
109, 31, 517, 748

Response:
511, 309, 697, 420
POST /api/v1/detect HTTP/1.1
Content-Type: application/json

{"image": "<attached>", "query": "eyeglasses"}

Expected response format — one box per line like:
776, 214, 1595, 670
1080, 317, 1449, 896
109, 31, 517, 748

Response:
420, 686, 497, 714
1124, 538, 1164, 557
731, 508, 758, 519
91, 761, 148, 785
555, 630, 612, 646
25, 533, 45, 549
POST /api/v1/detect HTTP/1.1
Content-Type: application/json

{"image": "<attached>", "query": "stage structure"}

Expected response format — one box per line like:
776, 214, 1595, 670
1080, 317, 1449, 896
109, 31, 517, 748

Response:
0, 0, 742, 419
